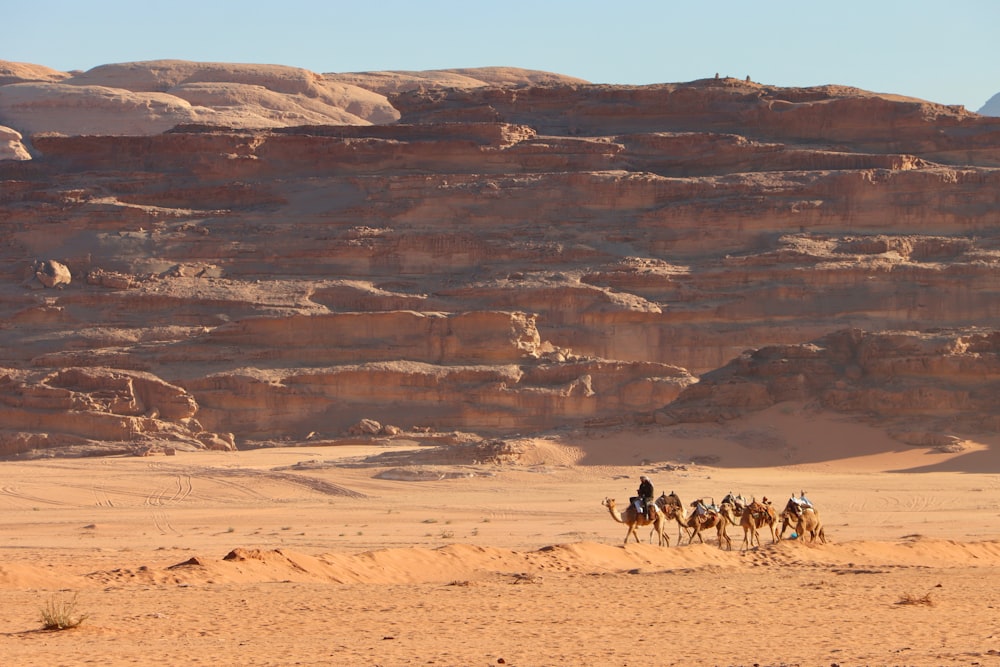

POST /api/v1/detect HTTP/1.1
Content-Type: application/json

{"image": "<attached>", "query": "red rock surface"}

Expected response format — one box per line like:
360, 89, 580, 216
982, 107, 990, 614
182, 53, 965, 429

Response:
3, 62, 1000, 457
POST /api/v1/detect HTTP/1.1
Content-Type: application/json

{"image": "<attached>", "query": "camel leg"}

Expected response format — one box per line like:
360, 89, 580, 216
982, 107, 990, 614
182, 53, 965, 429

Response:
749, 522, 761, 550
718, 525, 732, 551
778, 517, 792, 541
656, 519, 668, 547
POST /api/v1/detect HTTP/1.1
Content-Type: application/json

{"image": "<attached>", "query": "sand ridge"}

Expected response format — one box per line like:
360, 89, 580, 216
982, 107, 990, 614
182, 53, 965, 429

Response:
2, 409, 1000, 665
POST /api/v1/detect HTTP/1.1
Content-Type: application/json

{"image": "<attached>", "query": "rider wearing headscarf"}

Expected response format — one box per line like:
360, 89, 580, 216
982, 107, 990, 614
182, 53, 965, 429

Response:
636, 475, 654, 519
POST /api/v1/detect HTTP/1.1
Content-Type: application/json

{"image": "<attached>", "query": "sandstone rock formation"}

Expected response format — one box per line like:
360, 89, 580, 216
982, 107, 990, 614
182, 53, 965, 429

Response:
0, 125, 29, 160
0, 60, 586, 150
325, 66, 590, 96
0, 60, 401, 141
32, 259, 71, 288
2, 63, 1000, 458
657, 328, 1000, 439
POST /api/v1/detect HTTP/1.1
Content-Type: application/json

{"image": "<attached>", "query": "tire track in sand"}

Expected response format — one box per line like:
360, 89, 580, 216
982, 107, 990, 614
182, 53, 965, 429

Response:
144, 474, 193, 535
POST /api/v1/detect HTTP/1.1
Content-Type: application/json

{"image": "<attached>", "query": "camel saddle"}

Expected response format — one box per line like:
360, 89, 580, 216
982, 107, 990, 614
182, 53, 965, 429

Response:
693, 501, 718, 524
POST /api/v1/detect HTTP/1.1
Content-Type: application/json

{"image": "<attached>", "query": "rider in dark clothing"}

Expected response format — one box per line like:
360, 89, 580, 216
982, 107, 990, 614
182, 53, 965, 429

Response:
636, 475, 654, 520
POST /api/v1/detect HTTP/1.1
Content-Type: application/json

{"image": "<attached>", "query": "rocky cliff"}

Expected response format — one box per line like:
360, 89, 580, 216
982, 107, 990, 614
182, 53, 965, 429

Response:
2, 61, 1000, 458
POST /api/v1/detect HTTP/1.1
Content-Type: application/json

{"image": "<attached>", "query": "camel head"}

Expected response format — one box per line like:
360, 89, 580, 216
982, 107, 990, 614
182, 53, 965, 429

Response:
602, 497, 616, 510
721, 502, 741, 523
782, 497, 803, 516
779, 507, 799, 523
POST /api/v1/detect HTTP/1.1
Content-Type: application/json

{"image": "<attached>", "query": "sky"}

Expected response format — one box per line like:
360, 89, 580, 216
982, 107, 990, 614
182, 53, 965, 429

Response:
5, 0, 998, 112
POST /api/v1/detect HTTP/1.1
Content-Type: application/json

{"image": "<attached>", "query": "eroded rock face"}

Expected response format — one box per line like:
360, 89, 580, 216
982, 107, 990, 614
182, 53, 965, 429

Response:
324, 66, 590, 96
656, 328, 1000, 437
2, 64, 1000, 456
0, 125, 29, 160
0, 367, 229, 458
0, 60, 401, 141
0, 60, 585, 148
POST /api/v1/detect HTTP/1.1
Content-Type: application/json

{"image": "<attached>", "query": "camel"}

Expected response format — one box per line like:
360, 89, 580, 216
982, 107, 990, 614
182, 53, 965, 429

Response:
672, 500, 734, 550
720, 491, 749, 518
778, 495, 826, 544
603, 497, 668, 547
780, 506, 826, 543
738, 497, 778, 551
653, 491, 689, 544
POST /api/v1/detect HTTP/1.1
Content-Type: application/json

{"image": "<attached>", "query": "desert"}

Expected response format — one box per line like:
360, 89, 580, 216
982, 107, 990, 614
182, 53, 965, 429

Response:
2, 409, 1000, 666
2, 58, 1000, 666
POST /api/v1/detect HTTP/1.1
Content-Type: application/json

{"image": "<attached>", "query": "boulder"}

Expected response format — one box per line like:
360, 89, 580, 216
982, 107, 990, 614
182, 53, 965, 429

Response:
34, 260, 71, 288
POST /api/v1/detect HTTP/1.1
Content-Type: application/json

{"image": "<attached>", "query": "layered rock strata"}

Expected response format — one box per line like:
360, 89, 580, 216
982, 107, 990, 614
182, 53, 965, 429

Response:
2, 69, 1000, 456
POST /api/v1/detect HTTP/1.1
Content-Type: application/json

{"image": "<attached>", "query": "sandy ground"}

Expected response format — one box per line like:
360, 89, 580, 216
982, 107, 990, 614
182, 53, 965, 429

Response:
2, 406, 1000, 666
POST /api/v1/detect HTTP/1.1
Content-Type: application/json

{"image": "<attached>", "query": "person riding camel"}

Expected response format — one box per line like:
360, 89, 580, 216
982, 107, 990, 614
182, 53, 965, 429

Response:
634, 475, 654, 520
790, 490, 814, 512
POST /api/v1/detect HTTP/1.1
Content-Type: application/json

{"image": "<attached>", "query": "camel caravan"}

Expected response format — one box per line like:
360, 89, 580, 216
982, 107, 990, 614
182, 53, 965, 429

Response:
603, 488, 825, 551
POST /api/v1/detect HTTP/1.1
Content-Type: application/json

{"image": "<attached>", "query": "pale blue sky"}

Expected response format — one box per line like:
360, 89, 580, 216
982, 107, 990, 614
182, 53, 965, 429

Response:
5, 0, 998, 112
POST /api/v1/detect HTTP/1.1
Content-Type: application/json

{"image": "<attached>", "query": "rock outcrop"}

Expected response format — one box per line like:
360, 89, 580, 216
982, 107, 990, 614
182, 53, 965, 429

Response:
656, 328, 1000, 447
0, 125, 29, 161
0, 60, 586, 151
2, 62, 1000, 457
0, 367, 231, 458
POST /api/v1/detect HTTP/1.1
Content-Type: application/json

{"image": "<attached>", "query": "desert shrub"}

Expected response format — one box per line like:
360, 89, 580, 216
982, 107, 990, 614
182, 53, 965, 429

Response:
896, 591, 934, 606
39, 593, 88, 630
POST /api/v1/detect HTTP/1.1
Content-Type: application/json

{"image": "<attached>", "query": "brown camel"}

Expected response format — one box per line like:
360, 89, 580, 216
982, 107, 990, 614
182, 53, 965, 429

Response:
654, 491, 689, 544
603, 497, 668, 547
738, 497, 778, 551
720, 492, 749, 518
780, 507, 826, 543
672, 501, 734, 550
778, 496, 826, 544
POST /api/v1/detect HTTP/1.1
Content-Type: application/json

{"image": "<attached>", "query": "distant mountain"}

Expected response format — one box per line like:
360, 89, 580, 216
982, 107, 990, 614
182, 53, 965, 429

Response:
978, 91, 1000, 116
0, 59, 589, 153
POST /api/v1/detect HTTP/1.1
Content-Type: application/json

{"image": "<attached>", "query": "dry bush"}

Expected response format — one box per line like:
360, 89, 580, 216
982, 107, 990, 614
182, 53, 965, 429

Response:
39, 593, 89, 630
896, 591, 934, 606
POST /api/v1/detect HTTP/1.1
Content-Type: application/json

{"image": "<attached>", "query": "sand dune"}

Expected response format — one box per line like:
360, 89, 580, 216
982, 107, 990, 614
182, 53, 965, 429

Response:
5, 538, 1000, 592
2, 410, 1000, 665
